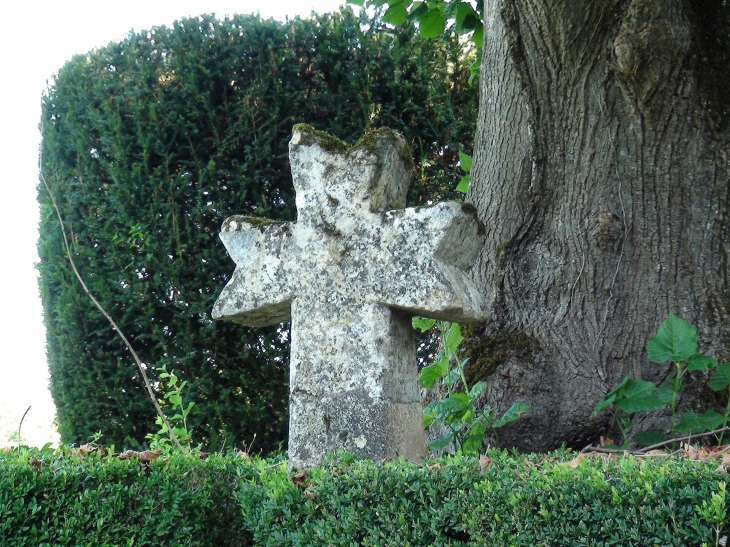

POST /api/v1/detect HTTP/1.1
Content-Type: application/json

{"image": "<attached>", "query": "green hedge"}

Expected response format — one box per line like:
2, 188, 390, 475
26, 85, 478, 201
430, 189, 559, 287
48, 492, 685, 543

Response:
2, 448, 726, 546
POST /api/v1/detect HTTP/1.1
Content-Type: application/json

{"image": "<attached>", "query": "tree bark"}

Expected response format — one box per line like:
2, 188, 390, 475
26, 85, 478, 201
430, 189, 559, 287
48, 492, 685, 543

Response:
469, 0, 730, 451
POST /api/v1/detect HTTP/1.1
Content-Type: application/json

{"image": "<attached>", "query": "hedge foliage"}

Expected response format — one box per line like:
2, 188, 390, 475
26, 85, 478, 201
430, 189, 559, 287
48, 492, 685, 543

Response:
38, 8, 477, 452
1, 449, 727, 546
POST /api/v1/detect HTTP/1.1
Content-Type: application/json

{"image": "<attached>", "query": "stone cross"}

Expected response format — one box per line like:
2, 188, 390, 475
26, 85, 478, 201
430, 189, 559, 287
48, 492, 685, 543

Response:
212, 126, 488, 469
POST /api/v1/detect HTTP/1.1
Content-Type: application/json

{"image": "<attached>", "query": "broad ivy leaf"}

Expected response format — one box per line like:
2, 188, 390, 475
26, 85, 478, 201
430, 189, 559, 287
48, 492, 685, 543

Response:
419, 354, 449, 388
646, 313, 697, 363
418, 7, 447, 38
493, 401, 529, 428
455, 174, 470, 193
709, 362, 730, 391
455, 3, 479, 34
633, 431, 666, 447
676, 412, 705, 434
412, 316, 436, 332
458, 151, 472, 172
613, 379, 666, 413
687, 353, 717, 371
383, 1, 408, 25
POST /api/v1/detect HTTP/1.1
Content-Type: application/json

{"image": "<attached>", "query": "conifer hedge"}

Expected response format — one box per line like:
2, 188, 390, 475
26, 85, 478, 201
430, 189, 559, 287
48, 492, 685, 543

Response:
38, 8, 477, 452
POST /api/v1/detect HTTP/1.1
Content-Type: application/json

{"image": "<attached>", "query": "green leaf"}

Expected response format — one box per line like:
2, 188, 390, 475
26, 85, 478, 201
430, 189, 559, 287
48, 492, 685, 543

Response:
444, 368, 460, 387
657, 385, 675, 405
646, 313, 697, 363
493, 401, 529, 428
424, 394, 470, 418
633, 431, 666, 447
676, 412, 706, 434
383, 1, 408, 25
468, 381, 488, 401
412, 316, 436, 332
458, 151, 472, 172
418, 8, 447, 38
455, 174, 470, 193
427, 433, 454, 451
687, 353, 717, 371
590, 393, 617, 419
697, 410, 726, 431
469, 21, 484, 48
168, 394, 183, 406
591, 376, 631, 418
613, 379, 666, 413
407, 1, 428, 19
461, 409, 474, 424
347, 0, 365, 5
419, 354, 450, 388
445, 323, 462, 354
709, 362, 730, 391
459, 417, 489, 455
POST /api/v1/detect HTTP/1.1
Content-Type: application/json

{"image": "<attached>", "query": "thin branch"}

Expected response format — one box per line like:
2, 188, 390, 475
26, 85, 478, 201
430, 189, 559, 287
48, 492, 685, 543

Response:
17, 405, 31, 453
581, 426, 730, 455
39, 124, 185, 453
636, 426, 730, 453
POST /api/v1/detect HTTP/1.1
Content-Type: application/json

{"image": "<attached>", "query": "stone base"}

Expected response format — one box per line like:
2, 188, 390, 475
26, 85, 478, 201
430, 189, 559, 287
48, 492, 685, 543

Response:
288, 391, 425, 469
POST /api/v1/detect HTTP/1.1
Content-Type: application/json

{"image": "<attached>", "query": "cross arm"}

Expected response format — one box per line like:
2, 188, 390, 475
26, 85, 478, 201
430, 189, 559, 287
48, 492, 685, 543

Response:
373, 202, 490, 324
212, 216, 295, 327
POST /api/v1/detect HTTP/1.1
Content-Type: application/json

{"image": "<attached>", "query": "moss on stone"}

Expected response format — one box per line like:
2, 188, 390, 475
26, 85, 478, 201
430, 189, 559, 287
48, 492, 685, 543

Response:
461, 325, 541, 387
293, 124, 349, 155
292, 124, 414, 171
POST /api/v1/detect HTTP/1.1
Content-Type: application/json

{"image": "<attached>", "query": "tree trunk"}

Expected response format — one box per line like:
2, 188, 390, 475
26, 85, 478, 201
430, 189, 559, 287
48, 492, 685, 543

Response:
468, 0, 730, 451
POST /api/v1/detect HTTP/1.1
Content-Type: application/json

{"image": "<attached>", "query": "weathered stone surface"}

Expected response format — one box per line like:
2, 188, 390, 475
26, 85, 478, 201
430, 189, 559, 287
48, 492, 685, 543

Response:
213, 125, 488, 468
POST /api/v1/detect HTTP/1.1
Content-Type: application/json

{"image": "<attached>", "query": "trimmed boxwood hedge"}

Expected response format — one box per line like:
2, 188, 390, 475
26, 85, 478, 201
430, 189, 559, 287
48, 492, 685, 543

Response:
1, 447, 727, 546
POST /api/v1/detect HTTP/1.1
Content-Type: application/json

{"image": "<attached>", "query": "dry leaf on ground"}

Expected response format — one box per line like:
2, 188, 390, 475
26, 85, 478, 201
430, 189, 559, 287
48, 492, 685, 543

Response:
291, 468, 307, 487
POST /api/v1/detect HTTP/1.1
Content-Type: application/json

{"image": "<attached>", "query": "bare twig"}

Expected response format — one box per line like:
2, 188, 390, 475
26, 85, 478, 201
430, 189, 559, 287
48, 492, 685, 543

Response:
39, 124, 185, 453
17, 405, 31, 452
581, 426, 730, 455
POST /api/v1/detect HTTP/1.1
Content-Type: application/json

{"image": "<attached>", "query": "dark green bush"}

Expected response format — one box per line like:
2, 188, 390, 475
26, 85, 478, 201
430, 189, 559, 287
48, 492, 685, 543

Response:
0, 448, 249, 546
2, 448, 727, 546
38, 8, 477, 453
237, 450, 727, 546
